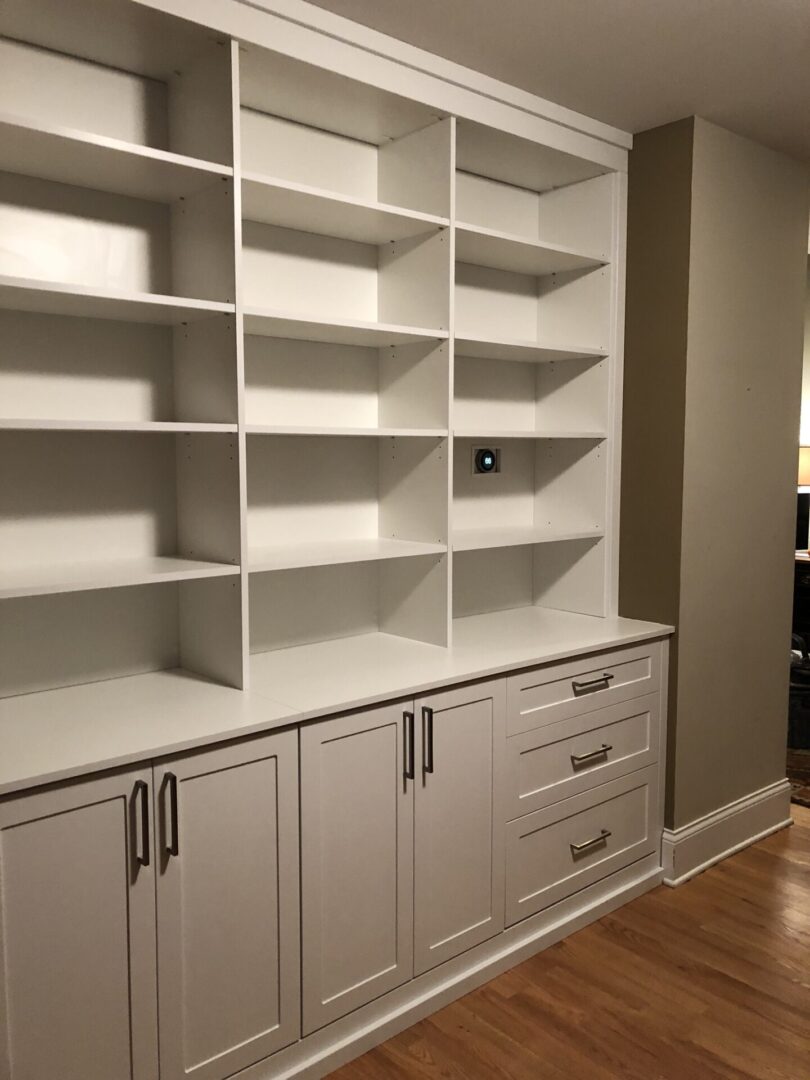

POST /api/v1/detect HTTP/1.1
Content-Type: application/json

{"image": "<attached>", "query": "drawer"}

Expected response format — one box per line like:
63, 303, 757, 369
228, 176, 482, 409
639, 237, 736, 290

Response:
505, 766, 659, 926
505, 694, 660, 819
506, 641, 661, 736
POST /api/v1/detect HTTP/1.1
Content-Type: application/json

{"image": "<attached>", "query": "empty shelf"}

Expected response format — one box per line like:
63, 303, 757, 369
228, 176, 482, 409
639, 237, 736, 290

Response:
454, 334, 606, 363
0, 419, 237, 433
249, 537, 447, 573
454, 429, 607, 440
0, 556, 240, 599
0, 112, 232, 202
456, 222, 606, 276
242, 308, 449, 347
242, 173, 448, 244
246, 424, 447, 437
453, 526, 604, 552
0, 276, 235, 324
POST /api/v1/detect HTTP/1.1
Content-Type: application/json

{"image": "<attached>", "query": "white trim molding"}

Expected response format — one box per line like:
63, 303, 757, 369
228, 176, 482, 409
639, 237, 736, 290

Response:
662, 778, 793, 887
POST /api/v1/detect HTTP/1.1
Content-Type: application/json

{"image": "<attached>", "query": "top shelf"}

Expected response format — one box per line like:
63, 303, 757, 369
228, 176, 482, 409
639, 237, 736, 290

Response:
456, 222, 606, 277
0, 113, 232, 203
242, 173, 448, 245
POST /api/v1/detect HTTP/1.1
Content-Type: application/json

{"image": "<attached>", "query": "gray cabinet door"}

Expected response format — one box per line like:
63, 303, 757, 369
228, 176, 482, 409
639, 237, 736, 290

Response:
413, 680, 506, 975
300, 702, 414, 1034
154, 729, 300, 1080
0, 767, 159, 1080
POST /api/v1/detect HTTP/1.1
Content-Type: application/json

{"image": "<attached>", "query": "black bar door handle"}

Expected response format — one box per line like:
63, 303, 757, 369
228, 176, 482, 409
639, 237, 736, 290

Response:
134, 780, 150, 867
422, 706, 434, 774
165, 772, 180, 857
403, 711, 415, 781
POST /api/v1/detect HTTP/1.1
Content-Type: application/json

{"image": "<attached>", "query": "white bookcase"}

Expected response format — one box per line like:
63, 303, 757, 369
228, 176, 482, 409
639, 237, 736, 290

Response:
0, 0, 626, 704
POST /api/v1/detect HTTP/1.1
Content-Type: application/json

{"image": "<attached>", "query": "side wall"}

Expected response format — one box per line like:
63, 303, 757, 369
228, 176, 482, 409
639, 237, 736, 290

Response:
674, 118, 807, 826
622, 116, 809, 840
619, 118, 693, 825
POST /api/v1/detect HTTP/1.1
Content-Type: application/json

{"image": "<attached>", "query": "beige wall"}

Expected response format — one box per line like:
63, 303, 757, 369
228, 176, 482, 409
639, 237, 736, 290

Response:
621, 117, 809, 830
802, 259, 810, 443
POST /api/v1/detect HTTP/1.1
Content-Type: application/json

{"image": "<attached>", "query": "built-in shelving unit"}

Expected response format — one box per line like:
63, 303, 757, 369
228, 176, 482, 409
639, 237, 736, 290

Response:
0, 0, 623, 705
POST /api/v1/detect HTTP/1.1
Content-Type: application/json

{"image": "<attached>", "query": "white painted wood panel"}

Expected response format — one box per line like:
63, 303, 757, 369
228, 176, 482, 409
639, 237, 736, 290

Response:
506, 641, 662, 736
413, 681, 505, 973
505, 693, 661, 818
0, 37, 169, 148
0, 583, 180, 699
154, 729, 300, 1080
300, 703, 414, 1033
0, 171, 171, 294
0, 767, 158, 1080
505, 766, 659, 925
0, 113, 231, 203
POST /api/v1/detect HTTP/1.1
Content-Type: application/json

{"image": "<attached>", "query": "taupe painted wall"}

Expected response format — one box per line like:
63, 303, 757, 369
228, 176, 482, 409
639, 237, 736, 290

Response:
801, 259, 810, 443
621, 117, 809, 830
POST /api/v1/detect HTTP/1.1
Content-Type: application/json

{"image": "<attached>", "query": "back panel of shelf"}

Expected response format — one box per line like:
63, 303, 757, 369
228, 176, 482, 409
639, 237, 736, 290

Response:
0, 309, 238, 425
453, 539, 607, 621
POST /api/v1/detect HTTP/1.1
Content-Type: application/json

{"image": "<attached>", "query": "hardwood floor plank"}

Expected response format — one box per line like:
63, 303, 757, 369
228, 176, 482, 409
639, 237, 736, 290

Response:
329, 807, 810, 1080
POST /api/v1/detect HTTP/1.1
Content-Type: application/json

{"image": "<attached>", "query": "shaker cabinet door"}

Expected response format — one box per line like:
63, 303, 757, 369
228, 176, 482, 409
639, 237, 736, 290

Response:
300, 702, 415, 1034
413, 680, 506, 974
0, 767, 159, 1080
154, 729, 300, 1080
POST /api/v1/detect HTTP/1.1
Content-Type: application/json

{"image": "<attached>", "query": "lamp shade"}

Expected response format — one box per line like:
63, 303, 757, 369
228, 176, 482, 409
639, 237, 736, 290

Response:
799, 447, 810, 486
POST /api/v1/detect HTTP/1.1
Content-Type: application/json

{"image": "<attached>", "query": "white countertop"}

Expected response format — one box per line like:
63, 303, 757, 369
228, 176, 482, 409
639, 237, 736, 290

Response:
0, 608, 672, 797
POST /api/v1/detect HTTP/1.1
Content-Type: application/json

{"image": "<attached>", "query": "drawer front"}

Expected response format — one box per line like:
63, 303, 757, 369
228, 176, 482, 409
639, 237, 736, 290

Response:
505, 766, 659, 926
506, 642, 661, 736
505, 694, 661, 819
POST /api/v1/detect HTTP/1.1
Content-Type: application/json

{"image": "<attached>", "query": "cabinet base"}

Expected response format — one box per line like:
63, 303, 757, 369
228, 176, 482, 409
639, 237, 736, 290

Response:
234, 854, 663, 1080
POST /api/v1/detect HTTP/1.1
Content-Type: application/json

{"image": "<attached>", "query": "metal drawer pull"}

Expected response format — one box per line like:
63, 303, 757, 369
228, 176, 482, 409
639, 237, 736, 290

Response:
165, 772, 180, 858
403, 711, 415, 781
570, 828, 612, 855
572, 673, 615, 694
134, 780, 150, 868
571, 743, 613, 766
422, 706, 434, 774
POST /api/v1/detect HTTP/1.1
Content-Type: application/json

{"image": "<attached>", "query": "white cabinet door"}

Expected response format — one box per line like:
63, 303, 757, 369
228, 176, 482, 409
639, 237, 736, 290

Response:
0, 767, 158, 1080
413, 680, 506, 975
300, 702, 414, 1034
154, 729, 300, 1080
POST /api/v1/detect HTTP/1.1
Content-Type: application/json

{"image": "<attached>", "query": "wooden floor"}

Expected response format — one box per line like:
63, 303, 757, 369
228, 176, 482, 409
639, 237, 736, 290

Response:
330, 806, 810, 1080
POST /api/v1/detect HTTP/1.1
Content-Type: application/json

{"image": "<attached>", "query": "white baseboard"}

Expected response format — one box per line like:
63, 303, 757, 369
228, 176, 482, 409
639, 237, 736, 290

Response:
237, 855, 663, 1080
662, 778, 792, 886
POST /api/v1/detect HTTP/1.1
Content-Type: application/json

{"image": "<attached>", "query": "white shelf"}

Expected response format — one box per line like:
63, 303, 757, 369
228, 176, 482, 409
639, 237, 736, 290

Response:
0, 419, 237, 433
246, 425, 447, 438
0, 611, 671, 797
243, 308, 449, 347
454, 429, 607, 440
249, 610, 670, 718
454, 334, 606, 364
249, 537, 447, 573
453, 526, 604, 552
0, 556, 240, 600
0, 276, 235, 325
0, 669, 297, 797
242, 172, 448, 245
0, 112, 232, 202
456, 222, 606, 277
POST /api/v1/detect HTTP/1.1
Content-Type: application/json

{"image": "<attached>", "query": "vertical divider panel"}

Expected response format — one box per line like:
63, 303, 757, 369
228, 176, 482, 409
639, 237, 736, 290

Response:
168, 39, 235, 166
229, 39, 252, 690
379, 116, 454, 648
446, 116, 457, 646
378, 116, 454, 217
604, 170, 627, 617
174, 38, 246, 691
